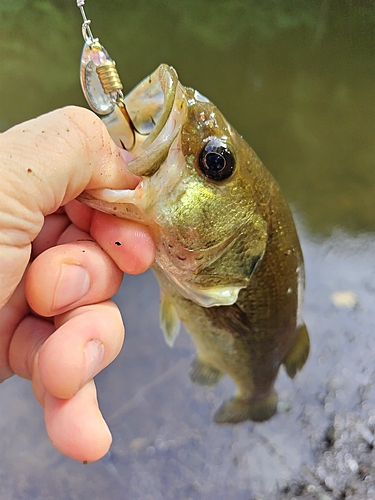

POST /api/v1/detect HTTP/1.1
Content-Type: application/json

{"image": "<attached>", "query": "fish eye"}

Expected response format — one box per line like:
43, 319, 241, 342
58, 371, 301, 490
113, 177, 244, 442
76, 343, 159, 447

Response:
198, 140, 235, 181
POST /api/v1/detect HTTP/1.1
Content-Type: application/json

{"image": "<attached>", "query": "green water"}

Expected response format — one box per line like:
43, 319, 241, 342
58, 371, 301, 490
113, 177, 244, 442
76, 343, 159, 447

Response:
1, 0, 374, 234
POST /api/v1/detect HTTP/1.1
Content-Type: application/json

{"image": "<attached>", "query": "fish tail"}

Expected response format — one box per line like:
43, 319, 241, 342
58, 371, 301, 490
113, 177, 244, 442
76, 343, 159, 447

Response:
214, 390, 278, 424
283, 323, 310, 379
189, 357, 223, 387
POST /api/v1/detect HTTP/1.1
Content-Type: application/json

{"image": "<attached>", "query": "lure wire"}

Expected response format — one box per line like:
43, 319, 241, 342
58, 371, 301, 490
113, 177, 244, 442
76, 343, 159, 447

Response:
76, 0, 96, 45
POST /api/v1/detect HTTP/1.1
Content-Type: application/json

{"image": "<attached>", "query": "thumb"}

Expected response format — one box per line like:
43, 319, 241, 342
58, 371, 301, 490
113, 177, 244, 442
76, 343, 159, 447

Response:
0, 106, 135, 309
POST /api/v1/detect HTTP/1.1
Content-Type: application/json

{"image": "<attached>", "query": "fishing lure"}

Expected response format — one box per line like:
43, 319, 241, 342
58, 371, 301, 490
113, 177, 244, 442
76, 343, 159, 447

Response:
77, 0, 137, 151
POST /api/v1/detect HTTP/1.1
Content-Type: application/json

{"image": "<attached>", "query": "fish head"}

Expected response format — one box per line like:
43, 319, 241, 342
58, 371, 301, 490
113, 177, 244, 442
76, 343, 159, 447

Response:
79, 64, 269, 307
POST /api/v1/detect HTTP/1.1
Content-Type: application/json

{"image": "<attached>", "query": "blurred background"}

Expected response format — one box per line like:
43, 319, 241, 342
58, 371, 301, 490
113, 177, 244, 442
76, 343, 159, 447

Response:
1, 1, 375, 498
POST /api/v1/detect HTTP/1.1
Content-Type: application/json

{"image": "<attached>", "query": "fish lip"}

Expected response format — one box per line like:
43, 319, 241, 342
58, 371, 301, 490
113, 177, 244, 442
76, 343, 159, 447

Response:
77, 183, 146, 224
125, 75, 183, 177
103, 64, 181, 178
129, 64, 179, 152
83, 183, 143, 204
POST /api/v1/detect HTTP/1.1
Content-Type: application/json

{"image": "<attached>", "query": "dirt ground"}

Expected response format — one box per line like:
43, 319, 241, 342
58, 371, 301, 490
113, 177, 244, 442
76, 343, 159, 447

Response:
1, 229, 375, 499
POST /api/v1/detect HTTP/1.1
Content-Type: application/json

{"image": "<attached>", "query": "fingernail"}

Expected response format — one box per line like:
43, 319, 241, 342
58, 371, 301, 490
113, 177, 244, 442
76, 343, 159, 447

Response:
54, 264, 90, 310
84, 340, 104, 381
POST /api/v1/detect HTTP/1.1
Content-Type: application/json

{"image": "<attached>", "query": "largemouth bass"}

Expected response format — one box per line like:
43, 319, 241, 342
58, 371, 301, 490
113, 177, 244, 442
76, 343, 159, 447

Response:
79, 64, 309, 424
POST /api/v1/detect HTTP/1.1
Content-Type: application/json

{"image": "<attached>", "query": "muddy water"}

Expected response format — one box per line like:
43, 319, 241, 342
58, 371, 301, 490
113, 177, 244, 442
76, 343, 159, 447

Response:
0, 1, 375, 498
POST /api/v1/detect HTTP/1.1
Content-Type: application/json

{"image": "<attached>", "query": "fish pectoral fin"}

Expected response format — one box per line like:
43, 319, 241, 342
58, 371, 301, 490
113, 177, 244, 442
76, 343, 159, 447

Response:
160, 292, 181, 347
214, 390, 278, 424
189, 357, 223, 387
283, 323, 310, 379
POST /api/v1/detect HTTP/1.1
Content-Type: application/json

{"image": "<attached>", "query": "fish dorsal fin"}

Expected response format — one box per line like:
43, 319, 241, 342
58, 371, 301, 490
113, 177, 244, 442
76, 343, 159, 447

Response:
160, 292, 181, 347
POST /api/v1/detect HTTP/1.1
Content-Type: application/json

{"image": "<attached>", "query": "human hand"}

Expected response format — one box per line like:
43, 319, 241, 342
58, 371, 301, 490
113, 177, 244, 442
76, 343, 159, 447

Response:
0, 106, 155, 462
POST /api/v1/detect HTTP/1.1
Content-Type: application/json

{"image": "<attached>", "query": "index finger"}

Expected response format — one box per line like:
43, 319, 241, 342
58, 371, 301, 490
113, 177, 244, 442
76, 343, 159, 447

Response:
0, 106, 140, 307
0, 106, 138, 221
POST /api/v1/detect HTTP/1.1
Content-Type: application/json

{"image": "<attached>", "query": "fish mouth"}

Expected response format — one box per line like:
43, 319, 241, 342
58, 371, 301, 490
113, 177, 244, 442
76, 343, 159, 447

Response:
104, 64, 181, 176
79, 64, 183, 216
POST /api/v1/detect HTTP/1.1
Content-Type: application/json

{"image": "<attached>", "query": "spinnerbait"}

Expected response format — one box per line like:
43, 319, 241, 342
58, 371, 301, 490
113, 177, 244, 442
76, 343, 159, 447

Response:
76, 0, 136, 150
